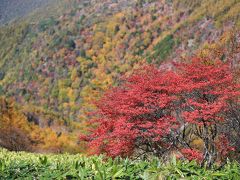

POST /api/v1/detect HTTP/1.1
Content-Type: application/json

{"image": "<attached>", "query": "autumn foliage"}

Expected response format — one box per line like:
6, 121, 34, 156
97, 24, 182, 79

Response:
0, 97, 79, 153
82, 57, 240, 166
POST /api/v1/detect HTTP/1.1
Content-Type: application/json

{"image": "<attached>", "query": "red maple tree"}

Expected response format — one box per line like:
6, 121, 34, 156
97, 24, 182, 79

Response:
82, 57, 240, 166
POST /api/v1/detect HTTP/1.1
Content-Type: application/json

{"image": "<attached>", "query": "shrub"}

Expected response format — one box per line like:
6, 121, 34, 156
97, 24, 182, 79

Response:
0, 128, 32, 152
82, 57, 240, 166
64, 39, 76, 50
152, 34, 175, 63
38, 17, 58, 32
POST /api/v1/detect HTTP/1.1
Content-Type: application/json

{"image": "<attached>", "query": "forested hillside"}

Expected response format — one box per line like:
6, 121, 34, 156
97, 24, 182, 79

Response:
0, 0, 239, 153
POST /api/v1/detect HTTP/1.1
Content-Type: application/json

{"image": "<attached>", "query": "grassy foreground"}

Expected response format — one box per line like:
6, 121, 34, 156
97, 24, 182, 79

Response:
0, 149, 239, 179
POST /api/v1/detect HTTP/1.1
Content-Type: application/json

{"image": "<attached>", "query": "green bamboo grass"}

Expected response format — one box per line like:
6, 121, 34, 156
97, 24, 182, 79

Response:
0, 148, 239, 179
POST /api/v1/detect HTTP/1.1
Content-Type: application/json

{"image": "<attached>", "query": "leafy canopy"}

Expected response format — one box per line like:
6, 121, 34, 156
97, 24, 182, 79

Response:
82, 57, 240, 166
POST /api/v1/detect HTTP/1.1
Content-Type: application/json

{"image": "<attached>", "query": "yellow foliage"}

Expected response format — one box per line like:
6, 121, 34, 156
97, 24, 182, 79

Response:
190, 138, 204, 151
70, 68, 78, 82
86, 49, 95, 57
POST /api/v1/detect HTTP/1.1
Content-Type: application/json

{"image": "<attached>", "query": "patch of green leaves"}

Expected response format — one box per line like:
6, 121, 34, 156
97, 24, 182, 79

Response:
0, 149, 239, 179
152, 34, 175, 64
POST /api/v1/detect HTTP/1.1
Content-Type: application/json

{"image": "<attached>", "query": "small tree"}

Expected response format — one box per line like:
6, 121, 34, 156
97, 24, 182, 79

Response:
82, 58, 240, 166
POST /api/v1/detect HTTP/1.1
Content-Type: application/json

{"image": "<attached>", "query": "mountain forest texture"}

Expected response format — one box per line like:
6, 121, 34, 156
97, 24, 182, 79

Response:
0, 0, 240, 165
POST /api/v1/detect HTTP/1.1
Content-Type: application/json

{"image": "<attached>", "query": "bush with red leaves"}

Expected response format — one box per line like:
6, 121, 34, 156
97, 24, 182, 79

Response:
81, 58, 240, 166
180, 148, 203, 163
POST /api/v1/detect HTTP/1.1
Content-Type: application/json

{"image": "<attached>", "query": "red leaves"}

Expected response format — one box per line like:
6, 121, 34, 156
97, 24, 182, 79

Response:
82, 66, 179, 157
215, 135, 235, 157
82, 57, 239, 163
178, 58, 239, 126
181, 148, 203, 162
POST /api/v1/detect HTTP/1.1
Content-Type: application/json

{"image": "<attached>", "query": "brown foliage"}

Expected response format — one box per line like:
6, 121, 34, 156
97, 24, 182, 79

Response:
0, 97, 80, 153
0, 127, 32, 151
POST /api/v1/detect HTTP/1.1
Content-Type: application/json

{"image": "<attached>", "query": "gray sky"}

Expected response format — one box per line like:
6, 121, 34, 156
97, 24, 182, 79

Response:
0, 0, 51, 25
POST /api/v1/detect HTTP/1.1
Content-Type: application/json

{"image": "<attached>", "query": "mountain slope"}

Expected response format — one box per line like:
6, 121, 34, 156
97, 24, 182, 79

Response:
0, 0, 239, 152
